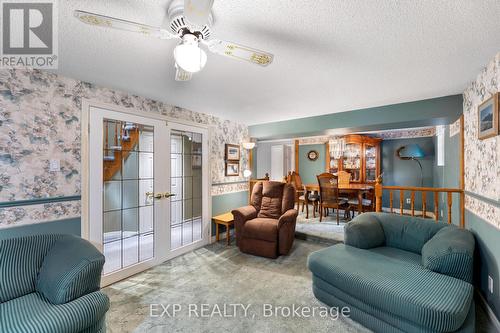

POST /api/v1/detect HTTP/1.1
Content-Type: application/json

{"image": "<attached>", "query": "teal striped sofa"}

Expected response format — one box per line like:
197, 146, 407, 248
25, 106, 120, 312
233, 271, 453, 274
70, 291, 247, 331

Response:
0, 234, 110, 333
308, 212, 475, 333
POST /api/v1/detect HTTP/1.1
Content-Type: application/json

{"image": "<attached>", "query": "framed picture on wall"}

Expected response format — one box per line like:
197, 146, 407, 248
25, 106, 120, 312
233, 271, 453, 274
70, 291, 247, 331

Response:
225, 144, 240, 161
225, 161, 240, 176
478, 92, 499, 140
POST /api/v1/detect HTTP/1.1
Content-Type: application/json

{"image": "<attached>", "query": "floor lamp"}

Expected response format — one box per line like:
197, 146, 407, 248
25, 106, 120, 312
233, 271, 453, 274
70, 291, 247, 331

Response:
396, 144, 425, 187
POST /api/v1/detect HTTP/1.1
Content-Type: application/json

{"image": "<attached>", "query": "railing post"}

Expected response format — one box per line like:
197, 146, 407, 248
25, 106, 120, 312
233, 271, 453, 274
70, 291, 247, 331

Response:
375, 177, 383, 212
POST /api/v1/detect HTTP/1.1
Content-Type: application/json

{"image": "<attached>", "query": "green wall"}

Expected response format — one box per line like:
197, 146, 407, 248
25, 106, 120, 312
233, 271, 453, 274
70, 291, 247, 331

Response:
0, 218, 80, 241
298, 144, 326, 184
467, 210, 500, 318
249, 95, 463, 140
381, 137, 436, 212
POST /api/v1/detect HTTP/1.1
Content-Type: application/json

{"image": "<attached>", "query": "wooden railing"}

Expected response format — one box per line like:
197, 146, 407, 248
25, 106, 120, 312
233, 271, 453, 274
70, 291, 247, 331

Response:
374, 179, 464, 227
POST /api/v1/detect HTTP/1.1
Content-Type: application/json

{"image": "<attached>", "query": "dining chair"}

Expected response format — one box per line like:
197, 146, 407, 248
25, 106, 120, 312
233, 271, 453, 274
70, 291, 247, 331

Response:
348, 188, 375, 218
287, 171, 319, 217
317, 173, 349, 224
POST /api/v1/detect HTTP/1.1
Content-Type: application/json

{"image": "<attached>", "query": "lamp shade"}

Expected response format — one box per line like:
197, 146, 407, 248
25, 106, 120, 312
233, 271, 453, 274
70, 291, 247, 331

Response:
173, 34, 207, 73
398, 144, 425, 158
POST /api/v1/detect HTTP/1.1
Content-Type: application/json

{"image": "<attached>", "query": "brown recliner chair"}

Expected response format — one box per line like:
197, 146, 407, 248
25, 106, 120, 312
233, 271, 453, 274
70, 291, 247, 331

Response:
232, 181, 298, 258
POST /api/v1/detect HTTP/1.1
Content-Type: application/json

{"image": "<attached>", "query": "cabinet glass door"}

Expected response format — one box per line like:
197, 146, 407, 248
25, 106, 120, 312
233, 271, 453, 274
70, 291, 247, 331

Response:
365, 144, 377, 182
343, 143, 362, 181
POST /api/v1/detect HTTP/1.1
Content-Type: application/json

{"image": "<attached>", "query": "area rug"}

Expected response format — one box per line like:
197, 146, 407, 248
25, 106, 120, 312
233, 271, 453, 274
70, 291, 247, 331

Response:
295, 210, 350, 243
104, 239, 369, 333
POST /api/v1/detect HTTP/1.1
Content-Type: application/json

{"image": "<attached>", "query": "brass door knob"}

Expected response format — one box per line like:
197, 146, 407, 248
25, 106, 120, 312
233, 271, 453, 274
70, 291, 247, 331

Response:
163, 192, 176, 198
146, 192, 163, 199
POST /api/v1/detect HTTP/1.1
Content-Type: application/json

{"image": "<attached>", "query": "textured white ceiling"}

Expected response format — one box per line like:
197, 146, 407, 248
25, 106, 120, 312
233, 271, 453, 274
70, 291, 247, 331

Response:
58, 1, 500, 125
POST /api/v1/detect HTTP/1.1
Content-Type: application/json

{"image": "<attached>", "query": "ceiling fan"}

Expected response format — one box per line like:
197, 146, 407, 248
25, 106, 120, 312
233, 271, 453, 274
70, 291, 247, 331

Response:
74, 0, 274, 81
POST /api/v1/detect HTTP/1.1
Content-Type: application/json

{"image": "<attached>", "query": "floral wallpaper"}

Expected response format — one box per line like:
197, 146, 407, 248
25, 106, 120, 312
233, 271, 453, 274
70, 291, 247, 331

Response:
463, 52, 500, 227
0, 69, 249, 227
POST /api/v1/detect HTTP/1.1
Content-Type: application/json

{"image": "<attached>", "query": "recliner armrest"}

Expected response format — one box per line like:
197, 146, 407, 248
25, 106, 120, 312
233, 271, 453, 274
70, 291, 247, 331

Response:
344, 213, 385, 249
232, 205, 258, 224
278, 209, 298, 228
36, 235, 105, 304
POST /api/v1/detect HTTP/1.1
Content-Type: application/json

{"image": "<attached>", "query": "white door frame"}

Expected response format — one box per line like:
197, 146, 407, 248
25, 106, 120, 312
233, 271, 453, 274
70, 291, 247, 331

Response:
81, 99, 212, 286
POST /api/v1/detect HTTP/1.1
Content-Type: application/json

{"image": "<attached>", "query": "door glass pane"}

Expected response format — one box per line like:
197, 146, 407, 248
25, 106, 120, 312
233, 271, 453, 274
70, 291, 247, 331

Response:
365, 144, 377, 182
102, 119, 155, 274
171, 130, 203, 250
343, 143, 362, 182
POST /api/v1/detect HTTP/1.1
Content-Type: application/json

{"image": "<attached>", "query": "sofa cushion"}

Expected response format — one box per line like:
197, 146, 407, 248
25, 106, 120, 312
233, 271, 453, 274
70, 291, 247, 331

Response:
367, 213, 447, 254
243, 218, 278, 242
0, 234, 62, 303
422, 226, 475, 283
344, 213, 385, 249
308, 244, 473, 332
367, 247, 422, 267
0, 291, 109, 333
36, 235, 105, 304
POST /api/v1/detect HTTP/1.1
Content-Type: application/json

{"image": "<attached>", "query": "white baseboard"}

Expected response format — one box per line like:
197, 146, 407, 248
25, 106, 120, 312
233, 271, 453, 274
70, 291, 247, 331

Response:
476, 290, 500, 331
381, 207, 436, 219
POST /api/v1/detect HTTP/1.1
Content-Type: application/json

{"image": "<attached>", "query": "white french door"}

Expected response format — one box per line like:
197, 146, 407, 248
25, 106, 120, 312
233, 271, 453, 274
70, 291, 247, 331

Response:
84, 104, 210, 286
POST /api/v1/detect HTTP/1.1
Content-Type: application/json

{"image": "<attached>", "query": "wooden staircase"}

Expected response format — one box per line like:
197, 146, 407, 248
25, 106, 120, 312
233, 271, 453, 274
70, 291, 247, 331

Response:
103, 123, 140, 181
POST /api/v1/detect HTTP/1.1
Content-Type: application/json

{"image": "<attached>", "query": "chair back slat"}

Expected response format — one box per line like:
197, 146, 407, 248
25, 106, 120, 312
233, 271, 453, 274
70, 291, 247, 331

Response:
317, 173, 340, 204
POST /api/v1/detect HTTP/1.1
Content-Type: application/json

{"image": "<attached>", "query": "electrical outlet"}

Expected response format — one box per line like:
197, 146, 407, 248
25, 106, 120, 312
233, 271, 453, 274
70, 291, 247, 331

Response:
488, 275, 494, 294
406, 198, 411, 204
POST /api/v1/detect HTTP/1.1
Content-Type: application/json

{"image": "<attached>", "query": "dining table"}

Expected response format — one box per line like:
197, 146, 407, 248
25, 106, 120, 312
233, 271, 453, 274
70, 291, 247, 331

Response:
303, 183, 374, 219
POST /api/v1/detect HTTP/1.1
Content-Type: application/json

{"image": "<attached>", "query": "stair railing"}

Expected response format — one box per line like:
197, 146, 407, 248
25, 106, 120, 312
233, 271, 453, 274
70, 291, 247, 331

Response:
374, 178, 464, 227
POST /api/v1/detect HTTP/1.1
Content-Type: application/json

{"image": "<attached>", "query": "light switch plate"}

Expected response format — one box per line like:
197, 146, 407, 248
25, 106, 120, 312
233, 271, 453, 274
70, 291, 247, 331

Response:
49, 159, 60, 172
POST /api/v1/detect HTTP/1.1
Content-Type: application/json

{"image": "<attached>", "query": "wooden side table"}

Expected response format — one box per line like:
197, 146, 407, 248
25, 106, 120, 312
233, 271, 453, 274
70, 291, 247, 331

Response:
212, 212, 234, 245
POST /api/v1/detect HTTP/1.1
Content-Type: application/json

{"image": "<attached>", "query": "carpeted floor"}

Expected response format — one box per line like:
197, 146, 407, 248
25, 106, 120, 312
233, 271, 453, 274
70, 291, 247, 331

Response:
103, 239, 369, 333
104, 223, 496, 333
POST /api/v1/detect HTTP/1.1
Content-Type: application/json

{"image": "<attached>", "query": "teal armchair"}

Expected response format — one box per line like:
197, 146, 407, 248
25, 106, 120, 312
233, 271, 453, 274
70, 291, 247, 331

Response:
308, 212, 475, 333
0, 234, 109, 333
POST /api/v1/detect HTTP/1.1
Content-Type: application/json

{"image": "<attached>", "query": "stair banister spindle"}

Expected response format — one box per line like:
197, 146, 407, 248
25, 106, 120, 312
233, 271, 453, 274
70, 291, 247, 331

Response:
434, 192, 439, 222
447, 192, 453, 224
422, 191, 427, 218
399, 190, 404, 215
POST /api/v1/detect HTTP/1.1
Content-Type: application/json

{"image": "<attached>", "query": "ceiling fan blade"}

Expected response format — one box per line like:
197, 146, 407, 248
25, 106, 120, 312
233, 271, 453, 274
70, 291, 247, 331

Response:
183, 0, 214, 27
205, 39, 274, 67
175, 66, 193, 81
74, 10, 177, 39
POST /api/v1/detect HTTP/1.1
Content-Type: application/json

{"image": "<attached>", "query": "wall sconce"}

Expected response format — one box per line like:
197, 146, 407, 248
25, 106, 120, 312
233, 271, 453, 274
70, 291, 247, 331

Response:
242, 140, 255, 178
242, 142, 255, 150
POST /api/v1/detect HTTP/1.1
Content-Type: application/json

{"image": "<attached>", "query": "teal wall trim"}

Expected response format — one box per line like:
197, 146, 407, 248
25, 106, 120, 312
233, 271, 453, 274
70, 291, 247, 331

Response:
0, 192, 250, 240
465, 191, 500, 208
0, 218, 81, 240
298, 144, 326, 184
466, 210, 500, 319
381, 137, 436, 211
249, 95, 463, 139
0, 195, 81, 208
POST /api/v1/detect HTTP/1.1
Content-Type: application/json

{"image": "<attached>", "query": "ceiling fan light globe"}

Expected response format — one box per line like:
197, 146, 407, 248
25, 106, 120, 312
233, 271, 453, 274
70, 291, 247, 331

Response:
174, 43, 207, 73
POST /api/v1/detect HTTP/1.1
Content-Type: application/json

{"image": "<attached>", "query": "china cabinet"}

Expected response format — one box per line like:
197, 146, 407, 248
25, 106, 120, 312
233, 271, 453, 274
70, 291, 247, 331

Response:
327, 134, 381, 183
